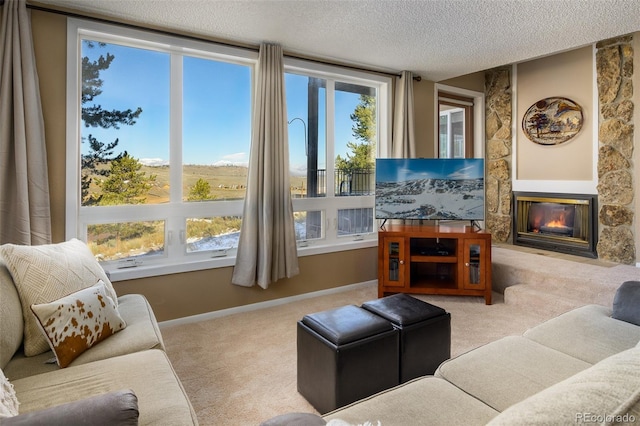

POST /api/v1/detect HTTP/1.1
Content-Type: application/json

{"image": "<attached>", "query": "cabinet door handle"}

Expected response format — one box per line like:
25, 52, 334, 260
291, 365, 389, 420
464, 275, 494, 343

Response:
399, 260, 404, 265
465, 262, 470, 267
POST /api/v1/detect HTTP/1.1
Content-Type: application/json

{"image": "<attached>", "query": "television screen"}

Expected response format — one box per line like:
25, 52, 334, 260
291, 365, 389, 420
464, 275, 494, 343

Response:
375, 158, 485, 220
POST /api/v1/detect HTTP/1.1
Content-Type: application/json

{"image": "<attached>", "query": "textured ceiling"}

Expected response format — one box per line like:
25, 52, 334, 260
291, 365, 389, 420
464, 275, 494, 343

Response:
33, 0, 640, 81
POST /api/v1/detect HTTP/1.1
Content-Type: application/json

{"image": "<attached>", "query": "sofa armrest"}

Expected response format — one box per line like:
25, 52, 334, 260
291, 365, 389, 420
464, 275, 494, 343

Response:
612, 281, 640, 326
1, 389, 138, 426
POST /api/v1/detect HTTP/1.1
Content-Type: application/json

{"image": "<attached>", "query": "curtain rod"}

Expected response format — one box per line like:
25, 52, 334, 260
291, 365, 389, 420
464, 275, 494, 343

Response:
24, 2, 421, 82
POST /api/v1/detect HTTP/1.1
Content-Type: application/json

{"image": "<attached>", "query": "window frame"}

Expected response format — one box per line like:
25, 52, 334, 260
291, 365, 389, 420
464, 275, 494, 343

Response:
435, 84, 485, 159
439, 92, 473, 158
65, 19, 389, 281
284, 58, 392, 251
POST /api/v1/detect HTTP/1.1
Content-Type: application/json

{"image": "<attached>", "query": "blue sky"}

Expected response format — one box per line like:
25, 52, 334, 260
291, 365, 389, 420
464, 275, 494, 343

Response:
376, 158, 484, 182
81, 41, 364, 172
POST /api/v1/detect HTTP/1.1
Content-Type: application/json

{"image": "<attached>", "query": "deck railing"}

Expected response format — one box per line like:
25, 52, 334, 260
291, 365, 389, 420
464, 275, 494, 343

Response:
295, 168, 374, 197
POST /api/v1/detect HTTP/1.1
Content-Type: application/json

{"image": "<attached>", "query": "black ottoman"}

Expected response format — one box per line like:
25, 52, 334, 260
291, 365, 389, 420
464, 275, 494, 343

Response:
362, 293, 451, 383
297, 304, 399, 414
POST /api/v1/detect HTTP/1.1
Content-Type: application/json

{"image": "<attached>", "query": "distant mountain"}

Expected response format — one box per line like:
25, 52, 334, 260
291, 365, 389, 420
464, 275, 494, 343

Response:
139, 158, 169, 166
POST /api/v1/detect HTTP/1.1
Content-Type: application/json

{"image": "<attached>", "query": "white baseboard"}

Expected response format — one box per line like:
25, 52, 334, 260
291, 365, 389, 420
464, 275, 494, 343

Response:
159, 280, 377, 329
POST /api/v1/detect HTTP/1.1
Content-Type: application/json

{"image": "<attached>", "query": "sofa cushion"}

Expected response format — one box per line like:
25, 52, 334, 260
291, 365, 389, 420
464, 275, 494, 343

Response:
1, 389, 138, 426
435, 336, 591, 412
4, 294, 165, 381
524, 304, 640, 364
30, 281, 126, 368
488, 347, 640, 425
323, 376, 499, 425
0, 256, 23, 369
0, 368, 19, 418
612, 280, 640, 326
0, 239, 118, 357
11, 349, 198, 425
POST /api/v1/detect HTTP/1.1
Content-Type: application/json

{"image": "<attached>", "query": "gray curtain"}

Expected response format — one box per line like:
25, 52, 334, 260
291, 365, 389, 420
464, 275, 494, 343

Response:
232, 43, 299, 289
391, 71, 416, 158
0, 0, 51, 245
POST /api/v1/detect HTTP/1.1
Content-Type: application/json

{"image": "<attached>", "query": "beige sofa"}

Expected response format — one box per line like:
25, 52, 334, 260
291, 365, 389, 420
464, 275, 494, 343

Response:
266, 282, 640, 425
0, 240, 198, 425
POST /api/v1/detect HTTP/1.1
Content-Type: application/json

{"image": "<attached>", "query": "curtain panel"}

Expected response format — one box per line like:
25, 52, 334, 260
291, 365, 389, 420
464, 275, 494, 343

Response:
232, 43, 299, 289
391, 70, 416, 158
0, 0, 52, 245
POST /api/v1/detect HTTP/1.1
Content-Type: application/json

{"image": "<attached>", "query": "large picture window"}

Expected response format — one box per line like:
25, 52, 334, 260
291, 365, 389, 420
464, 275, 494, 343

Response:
67, 20, 390, 279
67, 20, 255, 275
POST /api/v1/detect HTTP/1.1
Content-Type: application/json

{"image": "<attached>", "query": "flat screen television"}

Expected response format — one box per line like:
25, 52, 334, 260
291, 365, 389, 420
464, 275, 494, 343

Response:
375, 158, 485, 221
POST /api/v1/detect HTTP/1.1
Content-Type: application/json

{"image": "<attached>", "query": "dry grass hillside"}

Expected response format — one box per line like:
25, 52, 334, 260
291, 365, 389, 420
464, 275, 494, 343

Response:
145, 164, 248, 203
143, 164, 307, 202
87, 164, 308, 203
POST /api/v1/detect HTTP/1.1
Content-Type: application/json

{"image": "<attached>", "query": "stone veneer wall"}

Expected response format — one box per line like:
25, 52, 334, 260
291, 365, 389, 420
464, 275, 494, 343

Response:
596, 35, 635, 264
484, 67, 513, 243
482, 36, 636, 264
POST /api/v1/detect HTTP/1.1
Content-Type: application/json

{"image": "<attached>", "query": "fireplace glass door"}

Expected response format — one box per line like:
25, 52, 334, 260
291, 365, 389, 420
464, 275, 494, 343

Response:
522, 201, 586, 240
513, 193, 597, 258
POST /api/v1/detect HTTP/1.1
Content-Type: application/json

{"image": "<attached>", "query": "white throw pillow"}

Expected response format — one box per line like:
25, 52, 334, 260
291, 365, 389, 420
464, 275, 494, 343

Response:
0, 239, 118, 356
31, 280, 126, 368
0, 368, 19, 418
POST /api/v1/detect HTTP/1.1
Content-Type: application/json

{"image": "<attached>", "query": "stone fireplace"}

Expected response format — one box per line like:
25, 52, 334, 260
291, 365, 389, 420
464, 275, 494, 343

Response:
484, 35, 636, 264
513, 192, 598, 258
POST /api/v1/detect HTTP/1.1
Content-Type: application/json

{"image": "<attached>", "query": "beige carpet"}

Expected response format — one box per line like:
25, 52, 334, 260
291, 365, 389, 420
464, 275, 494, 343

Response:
160, 246, 637, 425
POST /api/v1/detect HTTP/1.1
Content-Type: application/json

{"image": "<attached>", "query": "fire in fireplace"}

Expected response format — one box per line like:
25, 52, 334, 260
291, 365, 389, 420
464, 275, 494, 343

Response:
513, 192, 598, 258
529, 203, 575, 236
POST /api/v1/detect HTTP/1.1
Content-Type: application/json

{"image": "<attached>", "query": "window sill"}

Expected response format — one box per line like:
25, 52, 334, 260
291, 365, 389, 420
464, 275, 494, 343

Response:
106, 238, 377, 282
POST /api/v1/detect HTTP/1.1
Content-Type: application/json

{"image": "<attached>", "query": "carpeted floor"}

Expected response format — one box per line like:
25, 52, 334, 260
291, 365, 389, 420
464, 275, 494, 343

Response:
161, 287, 553, 425
160, 245, 639, 425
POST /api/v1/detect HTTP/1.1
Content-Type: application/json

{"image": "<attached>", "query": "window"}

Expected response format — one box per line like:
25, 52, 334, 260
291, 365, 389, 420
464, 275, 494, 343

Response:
67, 19, 255, 275
285, 60, 391, 248
67, 20, 390, 278
438, 91, 474, 158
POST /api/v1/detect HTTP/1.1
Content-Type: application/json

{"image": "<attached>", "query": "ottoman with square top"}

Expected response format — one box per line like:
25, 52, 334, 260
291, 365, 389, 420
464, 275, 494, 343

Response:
297, 304, 399, 414
362, 293, 451, 383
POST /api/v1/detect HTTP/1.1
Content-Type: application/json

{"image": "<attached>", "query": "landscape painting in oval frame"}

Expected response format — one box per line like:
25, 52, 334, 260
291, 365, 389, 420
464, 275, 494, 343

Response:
522, 97, 583, 145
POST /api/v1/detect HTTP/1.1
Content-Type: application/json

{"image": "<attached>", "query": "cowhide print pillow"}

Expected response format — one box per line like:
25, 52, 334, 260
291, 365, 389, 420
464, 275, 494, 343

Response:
0, 238, 118, 357
30, 280, 126, 368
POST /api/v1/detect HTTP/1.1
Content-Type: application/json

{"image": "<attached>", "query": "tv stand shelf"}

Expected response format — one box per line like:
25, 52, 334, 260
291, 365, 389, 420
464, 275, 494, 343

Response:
378, 224, 492, 304
410, 255, 457, 263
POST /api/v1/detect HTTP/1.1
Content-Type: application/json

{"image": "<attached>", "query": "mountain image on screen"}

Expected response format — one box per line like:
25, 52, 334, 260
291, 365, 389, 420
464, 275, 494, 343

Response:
375, 158, 484, 220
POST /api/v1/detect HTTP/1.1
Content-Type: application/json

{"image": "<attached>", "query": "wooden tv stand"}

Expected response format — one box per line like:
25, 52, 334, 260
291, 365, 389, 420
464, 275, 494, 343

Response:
378, 224, 492, 304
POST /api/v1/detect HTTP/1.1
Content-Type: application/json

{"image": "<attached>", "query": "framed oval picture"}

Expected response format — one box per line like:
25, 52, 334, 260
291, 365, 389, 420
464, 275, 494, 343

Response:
522, 97, 583, 145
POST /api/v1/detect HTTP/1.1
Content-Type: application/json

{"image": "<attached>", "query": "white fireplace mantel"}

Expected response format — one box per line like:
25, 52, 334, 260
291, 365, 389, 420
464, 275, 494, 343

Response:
512, 179, 597, 195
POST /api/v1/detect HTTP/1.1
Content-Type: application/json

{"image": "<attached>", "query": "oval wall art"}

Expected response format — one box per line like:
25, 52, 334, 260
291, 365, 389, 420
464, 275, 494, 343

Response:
522, 97, 583, 145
